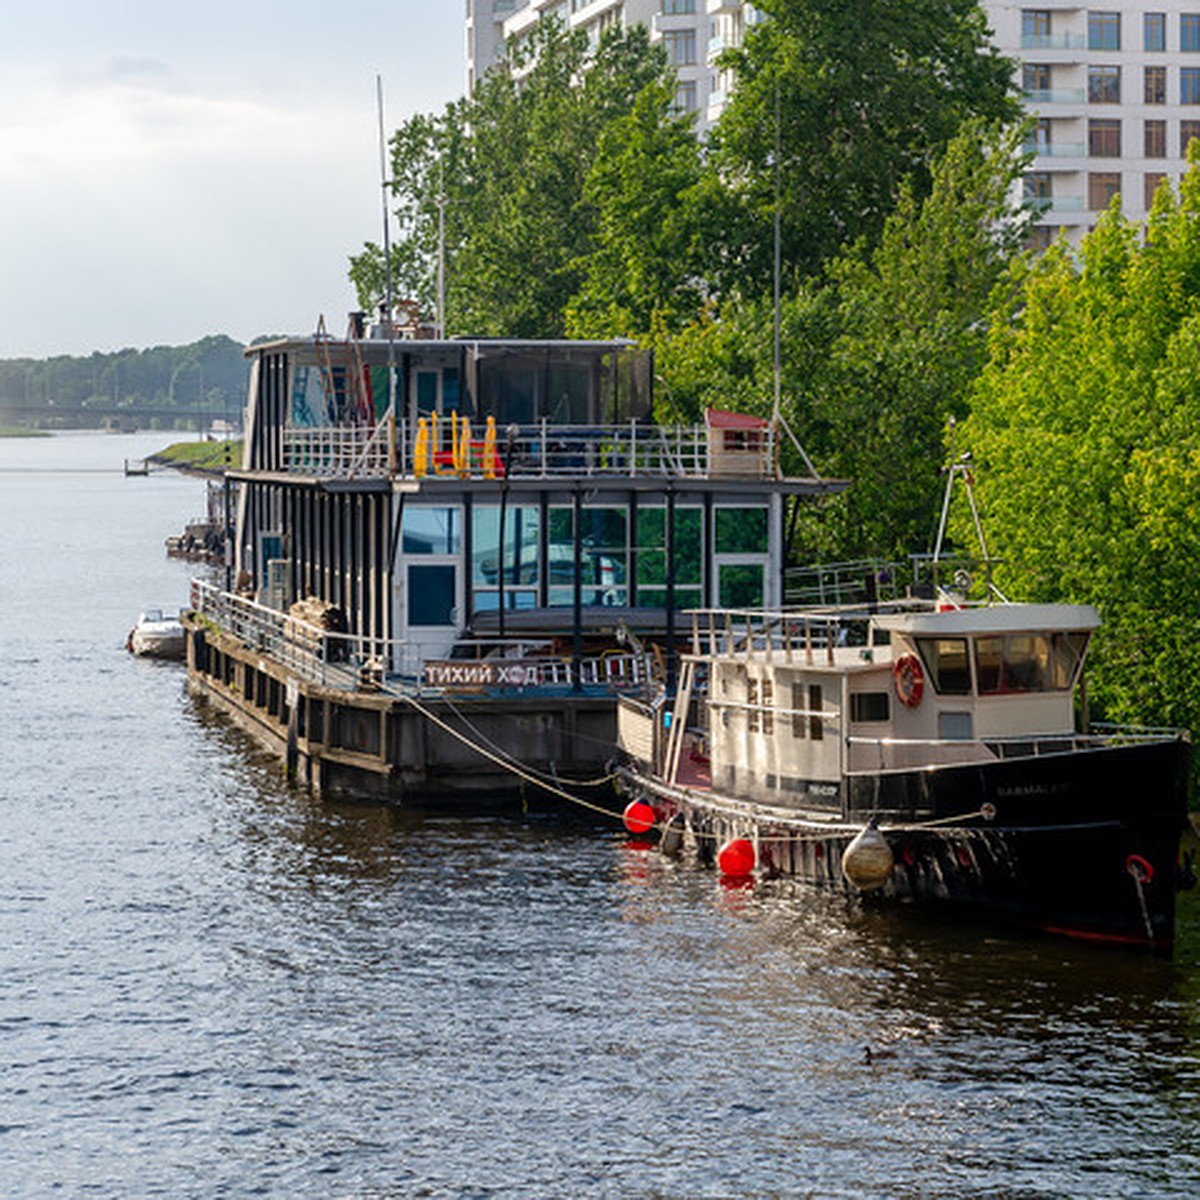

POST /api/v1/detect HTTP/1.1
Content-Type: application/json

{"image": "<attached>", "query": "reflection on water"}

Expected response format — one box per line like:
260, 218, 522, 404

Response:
2, 433, 1199, 1197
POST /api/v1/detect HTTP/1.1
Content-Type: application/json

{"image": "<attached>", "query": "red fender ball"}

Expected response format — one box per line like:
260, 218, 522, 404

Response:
717, 837, 756, 878
622, 799, 656, 835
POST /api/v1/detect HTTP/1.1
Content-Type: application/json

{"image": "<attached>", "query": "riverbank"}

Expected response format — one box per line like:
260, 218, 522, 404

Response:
0, 425, 51, 438
149, 439, 242, 478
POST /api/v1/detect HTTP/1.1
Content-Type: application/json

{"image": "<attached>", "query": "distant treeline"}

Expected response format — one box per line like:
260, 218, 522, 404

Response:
0, 335, 251, 429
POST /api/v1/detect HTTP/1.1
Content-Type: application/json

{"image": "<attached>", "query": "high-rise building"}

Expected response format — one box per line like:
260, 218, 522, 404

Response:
466, 3, 1200, 244
986, 4, 1200, 246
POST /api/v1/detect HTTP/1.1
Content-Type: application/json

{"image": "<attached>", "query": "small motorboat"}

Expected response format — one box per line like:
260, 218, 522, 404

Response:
127, 608, 186, 660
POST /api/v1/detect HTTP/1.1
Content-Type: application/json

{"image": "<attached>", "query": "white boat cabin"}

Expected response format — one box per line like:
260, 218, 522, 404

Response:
682, 602, 1099, 808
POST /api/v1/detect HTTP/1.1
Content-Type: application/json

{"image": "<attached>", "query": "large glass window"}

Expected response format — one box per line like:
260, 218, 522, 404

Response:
916, 638, 972, 695
1088, 172, 1121, 210
715, 506, 768, 554
635, 506, 701, 609
1088, 11, 1120, 50
1184, 14, 1200, 51
662, 29, 696, 65
402, 507, 460, 555
662, 0, 696, 12
1022, 10, 1051, 41
1145, 12, 1166, 51
471, 504, 539, 612
1145, 119, 1167, 158
1184, 67, 1200, 104
1088, 118, 1121, 156
1145, 172, 1167, 209
1183, 120, 1200, 155
1023, 63, 1051, 95
1145, 65, 1167, 104
1088, 65, 1121, 103
547, 506, 628, 607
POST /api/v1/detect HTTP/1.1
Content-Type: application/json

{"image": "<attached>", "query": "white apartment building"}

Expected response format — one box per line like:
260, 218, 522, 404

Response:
986, 4, 1200, 246
465, 1, 762, 131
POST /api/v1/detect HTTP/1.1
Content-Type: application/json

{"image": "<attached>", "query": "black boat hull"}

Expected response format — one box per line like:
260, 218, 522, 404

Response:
625, 738, 1192, 954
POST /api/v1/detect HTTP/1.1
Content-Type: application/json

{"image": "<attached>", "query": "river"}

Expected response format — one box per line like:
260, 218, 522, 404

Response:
1, 430, 1199, 1198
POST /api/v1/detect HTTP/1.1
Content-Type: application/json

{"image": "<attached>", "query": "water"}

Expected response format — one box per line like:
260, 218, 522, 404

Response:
2, 432, 1200, 1198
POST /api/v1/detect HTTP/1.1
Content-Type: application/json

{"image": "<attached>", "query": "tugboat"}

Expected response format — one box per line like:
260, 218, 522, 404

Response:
615, 465, 1193, 954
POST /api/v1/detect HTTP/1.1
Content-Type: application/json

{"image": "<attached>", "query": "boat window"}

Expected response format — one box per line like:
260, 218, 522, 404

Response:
850, 692, 890, 722
791, 680, 807, 740
402, 507, 461, 555
715, 506, 768, 554
471, 505, 540, 612
916, 638, 972, 695
718, 562, 764, 607
634, 505, 702, 609
938, 711, 973, 741
809, 684, 824, 740
1051, 631, 1089, 688
547, 505, 628, 607
975, 633, 1064, 694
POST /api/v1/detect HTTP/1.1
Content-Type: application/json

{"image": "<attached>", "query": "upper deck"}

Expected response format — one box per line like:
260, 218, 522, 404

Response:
235, 325, 835, 491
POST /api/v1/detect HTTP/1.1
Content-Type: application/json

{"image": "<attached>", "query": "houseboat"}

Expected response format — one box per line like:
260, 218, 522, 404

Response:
615, 590, 1192, 953
182, 310, 843, 797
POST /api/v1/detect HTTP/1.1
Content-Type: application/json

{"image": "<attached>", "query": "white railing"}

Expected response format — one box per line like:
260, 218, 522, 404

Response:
189, 580, 650, 697
280, 418, 774, 482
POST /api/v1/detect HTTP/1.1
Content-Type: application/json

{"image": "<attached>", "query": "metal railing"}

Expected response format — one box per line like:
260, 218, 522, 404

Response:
189, 580, 651, 698
280, 417, 774, 482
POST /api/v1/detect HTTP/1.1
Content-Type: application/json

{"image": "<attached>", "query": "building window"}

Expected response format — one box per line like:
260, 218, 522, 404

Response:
1032, 117, 1052, 151
1145, 119, 1167, 158
1145, 65, 1167, 104
1023, 63, 1051, 95
1185, 67, 1200, 104
1088, 171, 1121, 210
1088, 11, 1120, 51
672, 80, 697, 114
1145, 13, 1166, 52
1182, 119, 1200, 155
662, 0, 696, 12
1088, 66, 1120, 103
1145, 172, 1167, 209
1025, 226, 1055, 252
1024, 172, 1052, 202
1184, 14, 1200, 52
1022, 10, 1051, 39
1088, 118, 1121, 156
661, 29, 697, 66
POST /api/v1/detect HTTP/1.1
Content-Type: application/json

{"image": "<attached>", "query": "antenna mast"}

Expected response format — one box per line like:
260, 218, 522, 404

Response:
376, 76, 398, 476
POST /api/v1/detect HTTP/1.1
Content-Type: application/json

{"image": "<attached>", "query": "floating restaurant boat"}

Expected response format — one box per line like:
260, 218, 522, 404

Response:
181, 310, 844, 797
127, 608, 186, 660
615, 577, 1193, 954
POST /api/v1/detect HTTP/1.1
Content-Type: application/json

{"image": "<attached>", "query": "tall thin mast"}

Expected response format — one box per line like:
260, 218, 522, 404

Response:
376, 76, 398, 475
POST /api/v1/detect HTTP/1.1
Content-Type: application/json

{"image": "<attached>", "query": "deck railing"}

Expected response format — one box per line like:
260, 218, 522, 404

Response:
281, 417, 772, 482
189, 580, 649, 698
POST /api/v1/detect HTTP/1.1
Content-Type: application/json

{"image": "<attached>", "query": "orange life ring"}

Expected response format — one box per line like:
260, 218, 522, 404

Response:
893, 654, 924, 708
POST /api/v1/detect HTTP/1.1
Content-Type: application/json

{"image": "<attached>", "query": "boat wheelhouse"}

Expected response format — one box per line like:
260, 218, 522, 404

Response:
616, 595, 1191, 954
183, 313, 843, 796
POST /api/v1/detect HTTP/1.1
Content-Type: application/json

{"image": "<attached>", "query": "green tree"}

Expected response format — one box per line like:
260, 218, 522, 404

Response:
961, 160, 1200, 732
351, 22, 677, 338
709, 0, 1020, 294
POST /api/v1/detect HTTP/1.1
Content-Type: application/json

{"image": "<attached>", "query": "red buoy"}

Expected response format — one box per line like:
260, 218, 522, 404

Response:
717, 837, 756, 878
622, 799, 656, 835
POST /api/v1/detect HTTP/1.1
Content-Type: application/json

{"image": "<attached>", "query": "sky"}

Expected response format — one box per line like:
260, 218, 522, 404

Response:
0, 2, 465, 359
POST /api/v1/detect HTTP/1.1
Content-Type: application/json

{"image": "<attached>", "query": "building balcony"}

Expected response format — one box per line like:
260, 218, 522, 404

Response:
1024, 88, 1087, 105
1021, 34, 1087, 51
1023, 142, 1087, 158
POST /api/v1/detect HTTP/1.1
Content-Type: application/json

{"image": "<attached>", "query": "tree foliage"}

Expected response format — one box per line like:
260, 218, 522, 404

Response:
351, 23, 680, 338
959, 161, 1200, 730
708, 0, 1021, 292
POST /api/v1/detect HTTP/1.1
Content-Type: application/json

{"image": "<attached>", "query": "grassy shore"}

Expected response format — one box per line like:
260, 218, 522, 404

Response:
0, 425, 51, 438
151, 440, 242, 474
